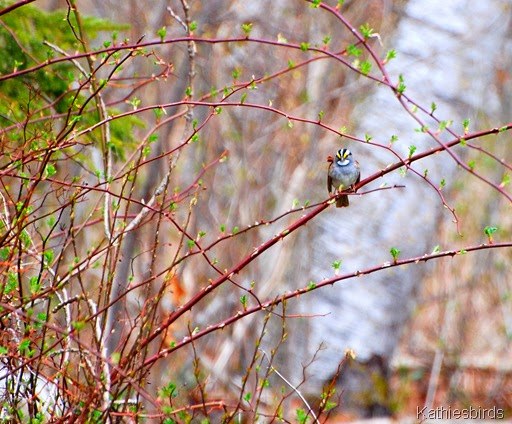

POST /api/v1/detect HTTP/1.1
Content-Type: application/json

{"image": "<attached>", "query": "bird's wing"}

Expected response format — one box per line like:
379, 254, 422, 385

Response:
354, 160, 361, 187
327, 162, 333, 194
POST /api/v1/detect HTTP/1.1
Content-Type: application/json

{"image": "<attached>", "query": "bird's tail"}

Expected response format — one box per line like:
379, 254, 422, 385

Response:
336, 194, 349, 208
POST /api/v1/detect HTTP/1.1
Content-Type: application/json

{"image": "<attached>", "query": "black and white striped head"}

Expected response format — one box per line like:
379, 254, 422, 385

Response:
335, 148, 353, 166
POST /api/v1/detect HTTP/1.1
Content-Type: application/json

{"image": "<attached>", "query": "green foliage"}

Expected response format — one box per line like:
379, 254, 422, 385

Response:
0, 5, 125, 118
296, 408, 309, 423
396, 74, 406, 95
332, 260, 342, 273
384, 49, 396, 62
241, 22, 253, 36
240, 295, 247, 309
462, 118, 470, 133
390, 247, 401, 262
484, 226, 498, 243
300, 42, 310, 51
360, 23, 374, 39
360, 60, 372, 75
157, 26, 167, 42
0, 5, 139, 163
346, 44, 362, 56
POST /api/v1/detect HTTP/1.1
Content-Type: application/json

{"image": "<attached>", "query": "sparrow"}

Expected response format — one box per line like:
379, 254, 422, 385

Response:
327, 148, 361, 207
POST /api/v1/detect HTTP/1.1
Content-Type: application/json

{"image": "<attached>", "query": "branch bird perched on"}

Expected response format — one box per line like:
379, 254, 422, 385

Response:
327, 148, 361, 207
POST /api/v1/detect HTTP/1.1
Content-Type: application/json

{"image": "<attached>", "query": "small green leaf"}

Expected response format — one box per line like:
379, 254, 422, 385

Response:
360, 23, 374, 39
241, 23, 253, 36
189, 21, 197, 32
462, 118, 470, 134
500, 173, 510, 187
432, 245, 440, 254
240, 295, 247, 309
323, 35, 331, 46
440, 178, 446, 189
430, 102, 437, 114
287, 59, 295, 69
484, 226, 498, 237
346, 44, 362, 56
43, 249, 54, 265
240, 92, 247, 104
408, 145, 416, 158
187, 240, 195, 248
111, 352, 121, 364
45, 164, 56, 177
396, 74, 406, 94
232, 226, 239, 234
18, 339, 30, 352
467, 160, 475, 170
157, 26, 166, 42
71, 321, 85, 332
318, 110, 324, 121
29, 277, 41, 294
360, 60, 372, 75
300, 42, 310, 52
384, 49, 396, 62
232, 67, 241, 80
307, 281, 316, 291
129, 97, 141, 109
390, 247, 401, 262
296, 408, 308, 424
332, 260, 342, 274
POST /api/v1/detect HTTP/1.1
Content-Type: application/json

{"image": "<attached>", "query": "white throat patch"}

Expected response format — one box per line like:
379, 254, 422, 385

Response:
337, 158, 350, 166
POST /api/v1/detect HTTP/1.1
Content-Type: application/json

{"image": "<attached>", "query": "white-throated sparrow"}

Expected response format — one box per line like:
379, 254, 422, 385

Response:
327, 148, 361, 207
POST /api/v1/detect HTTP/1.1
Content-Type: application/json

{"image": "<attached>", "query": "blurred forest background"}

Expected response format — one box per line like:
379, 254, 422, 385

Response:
0, 0, 511, 422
